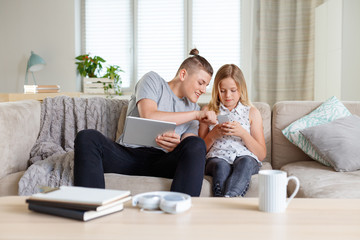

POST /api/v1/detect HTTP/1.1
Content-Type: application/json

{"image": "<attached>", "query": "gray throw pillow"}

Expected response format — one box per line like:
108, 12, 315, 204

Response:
300, 115, 360, 172
282, 96, 351, 167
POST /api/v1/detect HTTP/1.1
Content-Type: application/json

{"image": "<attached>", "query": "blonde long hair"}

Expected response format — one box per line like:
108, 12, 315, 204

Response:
208, 64, 251, 114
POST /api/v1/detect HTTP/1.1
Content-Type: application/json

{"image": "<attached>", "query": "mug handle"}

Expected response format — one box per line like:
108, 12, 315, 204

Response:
286, 176, 300, 208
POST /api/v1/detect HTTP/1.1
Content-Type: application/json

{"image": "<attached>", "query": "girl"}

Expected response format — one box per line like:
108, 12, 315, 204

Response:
199, 64, 266, 197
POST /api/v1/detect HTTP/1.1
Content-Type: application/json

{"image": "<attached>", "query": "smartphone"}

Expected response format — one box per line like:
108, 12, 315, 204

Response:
217, 115, 229, 124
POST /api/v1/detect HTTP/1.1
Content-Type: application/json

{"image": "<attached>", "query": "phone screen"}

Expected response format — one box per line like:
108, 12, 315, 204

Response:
217, 115, 229, 124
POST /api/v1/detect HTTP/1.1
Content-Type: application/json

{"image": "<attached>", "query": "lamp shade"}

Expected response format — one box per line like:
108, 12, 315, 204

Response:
25, 51, 46, 85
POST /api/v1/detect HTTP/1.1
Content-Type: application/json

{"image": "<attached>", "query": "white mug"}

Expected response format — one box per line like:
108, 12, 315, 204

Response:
258, 170, 300, 213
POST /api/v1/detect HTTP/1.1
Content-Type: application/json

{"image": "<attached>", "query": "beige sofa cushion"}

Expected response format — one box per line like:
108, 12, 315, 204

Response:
0, 100, 41, 179
0, 171, 25, 196
115, 101, 271, 163
105, 162, 272, 198
105, 173, 212, 197
272, 101, 360, 170
281, 161, 360, 198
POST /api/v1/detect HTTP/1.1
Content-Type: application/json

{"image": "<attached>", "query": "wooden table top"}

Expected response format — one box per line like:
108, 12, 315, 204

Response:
0, 196, 359, 240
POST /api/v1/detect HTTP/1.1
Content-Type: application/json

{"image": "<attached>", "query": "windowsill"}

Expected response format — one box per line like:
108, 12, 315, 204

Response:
81, 92, 212, 105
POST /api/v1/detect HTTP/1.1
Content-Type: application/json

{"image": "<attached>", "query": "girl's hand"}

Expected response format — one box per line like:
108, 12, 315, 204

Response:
155, 131, 181, 152
209, 124, 224, 139
221, 121, 246, 137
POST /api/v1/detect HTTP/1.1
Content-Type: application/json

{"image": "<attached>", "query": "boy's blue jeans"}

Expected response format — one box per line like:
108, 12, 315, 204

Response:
205, 156, 260, 197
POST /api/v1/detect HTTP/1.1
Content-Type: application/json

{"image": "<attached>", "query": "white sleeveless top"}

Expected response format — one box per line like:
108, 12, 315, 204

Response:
206, 102, 260, 164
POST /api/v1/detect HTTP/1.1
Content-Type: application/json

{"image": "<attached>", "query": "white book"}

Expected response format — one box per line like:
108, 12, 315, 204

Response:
24, 85, 37, 93
28, 186, 131, 206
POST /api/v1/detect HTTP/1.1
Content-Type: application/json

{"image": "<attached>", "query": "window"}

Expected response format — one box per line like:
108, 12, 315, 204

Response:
192, 0, 241, 87
83, 0, 244, 92
137, 0, 184, 82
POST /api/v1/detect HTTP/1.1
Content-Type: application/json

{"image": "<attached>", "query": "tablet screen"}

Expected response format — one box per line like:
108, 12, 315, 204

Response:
122, 116, 176, 148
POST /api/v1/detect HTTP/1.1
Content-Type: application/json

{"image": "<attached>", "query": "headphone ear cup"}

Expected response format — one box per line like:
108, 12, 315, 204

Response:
159, 194, 192, 214
132, 191, 191, 214
133, 194, 161, 210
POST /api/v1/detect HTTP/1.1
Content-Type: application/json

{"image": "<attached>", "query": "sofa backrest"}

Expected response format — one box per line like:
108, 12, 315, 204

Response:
0, 100, 41, 179
272, 100, 360, 169
117, 102, 272, 163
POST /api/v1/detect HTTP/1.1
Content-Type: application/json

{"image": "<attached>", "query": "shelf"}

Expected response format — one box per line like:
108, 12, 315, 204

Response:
0, 92, 82, 102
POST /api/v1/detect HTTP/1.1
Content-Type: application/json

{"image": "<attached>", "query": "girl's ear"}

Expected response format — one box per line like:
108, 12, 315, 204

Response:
179, 69, 187, 82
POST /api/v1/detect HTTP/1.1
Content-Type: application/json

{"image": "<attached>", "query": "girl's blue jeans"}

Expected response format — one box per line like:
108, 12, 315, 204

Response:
205, 155, 260, 197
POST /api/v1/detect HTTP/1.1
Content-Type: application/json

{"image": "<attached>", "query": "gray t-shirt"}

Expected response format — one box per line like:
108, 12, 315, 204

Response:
118, 71, 200, 148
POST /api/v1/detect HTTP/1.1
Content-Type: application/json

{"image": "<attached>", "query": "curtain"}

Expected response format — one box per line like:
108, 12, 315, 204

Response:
252, 0, 324, 107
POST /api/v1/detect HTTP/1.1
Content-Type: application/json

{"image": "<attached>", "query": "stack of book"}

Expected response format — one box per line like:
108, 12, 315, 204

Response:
24, 85, 60, 93
26, 186, 131, 221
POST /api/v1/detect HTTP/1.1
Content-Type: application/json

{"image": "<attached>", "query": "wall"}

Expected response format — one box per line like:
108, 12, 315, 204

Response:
1, 0, 359, 98
314, 0, 360, 101
342, 0, 360, 100
0, 0, 79, 93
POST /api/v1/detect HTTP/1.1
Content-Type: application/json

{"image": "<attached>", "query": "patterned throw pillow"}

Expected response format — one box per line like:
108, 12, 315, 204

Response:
282, 96, 352, 166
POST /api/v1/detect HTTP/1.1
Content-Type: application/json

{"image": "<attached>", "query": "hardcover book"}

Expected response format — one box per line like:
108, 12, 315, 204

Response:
26, 186, 131, 221
28, 186, 131, 206
28, 202, 124, 221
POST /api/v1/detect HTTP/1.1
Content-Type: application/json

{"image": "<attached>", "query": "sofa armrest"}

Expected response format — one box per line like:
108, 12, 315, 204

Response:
253, 102, 271, 163
0, 100, 41, 179
116, 105, 128, 140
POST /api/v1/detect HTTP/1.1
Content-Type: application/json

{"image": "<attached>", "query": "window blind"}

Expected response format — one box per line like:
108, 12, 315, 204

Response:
84, 0, 133, 88
137, 0, 185, 82
192, 0, 241, 90
83, 0, 242, 91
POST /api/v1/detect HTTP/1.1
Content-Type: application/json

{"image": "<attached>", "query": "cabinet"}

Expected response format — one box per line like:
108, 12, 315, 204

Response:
314, 0, 360, 101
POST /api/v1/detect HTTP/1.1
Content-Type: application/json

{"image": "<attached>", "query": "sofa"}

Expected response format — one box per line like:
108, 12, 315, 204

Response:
272, 101, 360, 198
0, 98, 359, 198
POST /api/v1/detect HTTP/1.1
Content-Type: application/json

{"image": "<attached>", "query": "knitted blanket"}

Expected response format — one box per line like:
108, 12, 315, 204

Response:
18, 96, 128, 196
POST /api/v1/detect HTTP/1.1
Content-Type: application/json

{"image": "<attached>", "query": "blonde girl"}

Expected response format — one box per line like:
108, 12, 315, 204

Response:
199, 64, 266, 197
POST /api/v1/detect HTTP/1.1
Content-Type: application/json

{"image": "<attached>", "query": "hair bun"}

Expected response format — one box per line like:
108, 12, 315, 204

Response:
189, 48, 199, 56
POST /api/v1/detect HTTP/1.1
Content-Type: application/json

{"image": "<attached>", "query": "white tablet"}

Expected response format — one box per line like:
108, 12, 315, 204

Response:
122, 116, 176, 148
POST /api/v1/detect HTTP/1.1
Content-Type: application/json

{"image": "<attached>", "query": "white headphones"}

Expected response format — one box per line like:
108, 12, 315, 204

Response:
132, 191, 192, 214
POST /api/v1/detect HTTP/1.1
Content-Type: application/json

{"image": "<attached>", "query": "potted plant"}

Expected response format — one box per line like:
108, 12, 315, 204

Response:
75, 54, 123, 96
102, 65, 124, 97
75, 54, 105, 78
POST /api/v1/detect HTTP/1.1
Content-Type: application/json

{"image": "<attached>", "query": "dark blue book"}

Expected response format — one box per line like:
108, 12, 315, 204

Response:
28, 202, 124, 221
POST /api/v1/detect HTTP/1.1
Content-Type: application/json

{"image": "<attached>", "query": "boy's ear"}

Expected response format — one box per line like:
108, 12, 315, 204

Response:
179, 69, 187, 82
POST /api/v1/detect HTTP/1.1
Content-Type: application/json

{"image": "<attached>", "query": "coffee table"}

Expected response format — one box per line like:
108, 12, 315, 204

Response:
0, 196, 359, 240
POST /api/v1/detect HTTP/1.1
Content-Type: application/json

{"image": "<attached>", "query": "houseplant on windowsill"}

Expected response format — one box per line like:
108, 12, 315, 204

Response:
75, 54, 105, 78
102, 65, 124, 97
75, 54, 124, 97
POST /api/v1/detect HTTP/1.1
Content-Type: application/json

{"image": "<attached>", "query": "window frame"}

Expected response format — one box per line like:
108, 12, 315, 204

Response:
80, 0, 253, 97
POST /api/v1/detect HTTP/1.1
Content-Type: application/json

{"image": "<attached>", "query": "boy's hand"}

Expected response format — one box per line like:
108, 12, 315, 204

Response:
155, 131, 181, 152
197, 110, 217, 125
